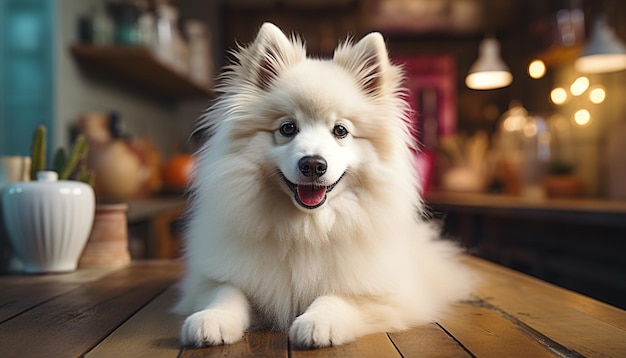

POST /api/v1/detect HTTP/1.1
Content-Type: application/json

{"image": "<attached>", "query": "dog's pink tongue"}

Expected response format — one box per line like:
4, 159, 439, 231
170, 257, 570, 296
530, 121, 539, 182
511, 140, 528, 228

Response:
297, 185, 327, 207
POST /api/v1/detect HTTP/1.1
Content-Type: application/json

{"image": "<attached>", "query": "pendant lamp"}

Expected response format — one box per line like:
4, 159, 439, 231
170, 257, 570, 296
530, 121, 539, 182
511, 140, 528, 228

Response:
465, 36, 513, 90
575, 13, 626, 74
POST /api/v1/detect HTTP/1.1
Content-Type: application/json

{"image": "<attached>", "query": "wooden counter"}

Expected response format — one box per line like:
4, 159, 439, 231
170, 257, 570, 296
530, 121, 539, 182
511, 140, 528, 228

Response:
0, 256, 624, 357
425, 191, 626, 227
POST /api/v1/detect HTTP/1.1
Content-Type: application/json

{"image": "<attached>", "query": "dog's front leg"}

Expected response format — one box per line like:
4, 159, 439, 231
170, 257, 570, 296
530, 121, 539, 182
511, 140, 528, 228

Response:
290, 294, 390, 348
181, 284, 250, 347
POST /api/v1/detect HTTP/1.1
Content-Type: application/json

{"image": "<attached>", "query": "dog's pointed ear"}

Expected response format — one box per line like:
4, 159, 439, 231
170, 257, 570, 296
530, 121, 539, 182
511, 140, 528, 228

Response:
248, 23, 305, 90
333, 33, 391, 96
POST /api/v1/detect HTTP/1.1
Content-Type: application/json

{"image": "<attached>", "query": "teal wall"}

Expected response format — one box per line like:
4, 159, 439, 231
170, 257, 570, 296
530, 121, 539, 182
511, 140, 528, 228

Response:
1, 0, 214, 161
0, 0, 54, 157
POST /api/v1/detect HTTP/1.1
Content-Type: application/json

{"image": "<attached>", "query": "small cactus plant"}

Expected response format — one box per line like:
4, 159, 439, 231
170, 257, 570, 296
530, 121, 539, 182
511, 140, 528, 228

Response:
30, 125, 47, 180
30, 125, 95, 185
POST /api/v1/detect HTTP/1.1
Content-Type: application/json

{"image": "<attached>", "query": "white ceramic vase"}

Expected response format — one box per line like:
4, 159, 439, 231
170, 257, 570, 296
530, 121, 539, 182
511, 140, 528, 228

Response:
1, 171, 95, 273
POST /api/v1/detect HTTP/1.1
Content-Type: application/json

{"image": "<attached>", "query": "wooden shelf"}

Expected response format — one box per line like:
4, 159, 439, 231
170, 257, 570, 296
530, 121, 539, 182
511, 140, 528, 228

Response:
70, 45, 213, 99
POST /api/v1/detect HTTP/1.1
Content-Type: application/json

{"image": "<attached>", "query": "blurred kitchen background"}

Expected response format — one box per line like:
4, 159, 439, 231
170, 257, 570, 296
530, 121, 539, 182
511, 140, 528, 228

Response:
1, 0, 625, 308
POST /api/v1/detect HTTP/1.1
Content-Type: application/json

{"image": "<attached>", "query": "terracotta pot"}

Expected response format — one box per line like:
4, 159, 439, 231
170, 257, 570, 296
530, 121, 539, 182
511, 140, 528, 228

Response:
544, 175, 584, 198
78, 202, 131, 269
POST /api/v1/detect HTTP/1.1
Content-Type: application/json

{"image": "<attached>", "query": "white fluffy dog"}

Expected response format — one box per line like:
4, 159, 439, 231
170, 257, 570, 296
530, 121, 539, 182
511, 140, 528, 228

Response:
175, 22, 473, 349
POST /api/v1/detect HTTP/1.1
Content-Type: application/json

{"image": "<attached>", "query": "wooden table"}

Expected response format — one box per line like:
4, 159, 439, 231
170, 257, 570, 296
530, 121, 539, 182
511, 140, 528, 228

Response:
0, 257, 624, 357
126, 197, 187, 259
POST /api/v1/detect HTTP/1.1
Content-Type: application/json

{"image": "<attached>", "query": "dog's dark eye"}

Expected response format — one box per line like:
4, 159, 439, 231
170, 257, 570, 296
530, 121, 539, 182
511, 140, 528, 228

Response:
333, 124, 349, 139
279, 121, 297, 137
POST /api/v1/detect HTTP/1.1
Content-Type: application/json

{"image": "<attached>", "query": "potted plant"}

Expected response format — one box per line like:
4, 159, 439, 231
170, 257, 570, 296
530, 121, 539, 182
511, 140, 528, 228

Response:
1, 126, 95, 273
543, 161, 584, 198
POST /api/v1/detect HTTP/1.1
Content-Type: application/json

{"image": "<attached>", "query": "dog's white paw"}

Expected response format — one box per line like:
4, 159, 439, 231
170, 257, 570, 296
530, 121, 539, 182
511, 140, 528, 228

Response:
181, 309, 246, 347
289, 309, 355, 348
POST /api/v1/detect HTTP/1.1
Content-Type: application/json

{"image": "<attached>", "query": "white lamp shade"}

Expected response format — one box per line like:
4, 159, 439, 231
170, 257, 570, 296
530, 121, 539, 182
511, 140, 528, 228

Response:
575, 14, 626, 74
466, 37, 513, 90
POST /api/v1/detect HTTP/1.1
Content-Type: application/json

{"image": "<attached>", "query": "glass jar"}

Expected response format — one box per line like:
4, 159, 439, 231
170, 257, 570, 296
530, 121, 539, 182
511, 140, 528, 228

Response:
495, 102, 553, 198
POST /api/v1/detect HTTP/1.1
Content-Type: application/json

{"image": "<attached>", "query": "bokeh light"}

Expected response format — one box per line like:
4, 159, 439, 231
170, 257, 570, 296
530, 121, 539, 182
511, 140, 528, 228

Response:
574, 109, 591, 126
570, 76, 589, 96
528, 59, 546, 79
589, 87, 606, 104
550, 87, 568, 105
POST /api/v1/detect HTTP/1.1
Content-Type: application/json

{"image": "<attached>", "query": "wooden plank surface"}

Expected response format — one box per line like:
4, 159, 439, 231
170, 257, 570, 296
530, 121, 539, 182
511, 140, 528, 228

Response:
438, 301, 559, 357
179, 331, 289, 358
465, 256, 626, 357
0, 268, 113, 323
291, 333, 400, 358
388, 323, 471, 357
85, 286, 182, 358
0, 261, 180, 358
1, 257, 625, 357
467, 256, 626, 327
471, 259, 626, 357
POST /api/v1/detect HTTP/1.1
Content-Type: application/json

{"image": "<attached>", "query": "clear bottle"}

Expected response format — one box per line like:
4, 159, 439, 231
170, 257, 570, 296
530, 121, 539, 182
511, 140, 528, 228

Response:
495, 101, 529, 194
138, 10, 156, 50
136, 0, 157, 50
155, 2, 186, 73
495, 102, 552, 198
520, 113, 551, 198
186, 20, 213, 86
92, 2, 113, 45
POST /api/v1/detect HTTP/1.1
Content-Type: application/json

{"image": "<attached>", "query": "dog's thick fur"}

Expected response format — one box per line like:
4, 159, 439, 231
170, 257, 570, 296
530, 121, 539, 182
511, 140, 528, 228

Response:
175, 23, 473, 349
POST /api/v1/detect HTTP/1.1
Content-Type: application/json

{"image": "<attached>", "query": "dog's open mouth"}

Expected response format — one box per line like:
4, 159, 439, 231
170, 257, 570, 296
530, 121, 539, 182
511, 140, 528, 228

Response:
282, 174, 343, 209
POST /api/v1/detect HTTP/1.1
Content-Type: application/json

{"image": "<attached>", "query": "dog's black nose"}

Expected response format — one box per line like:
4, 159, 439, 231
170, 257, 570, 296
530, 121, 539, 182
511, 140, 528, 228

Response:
298, 156, 327, 178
